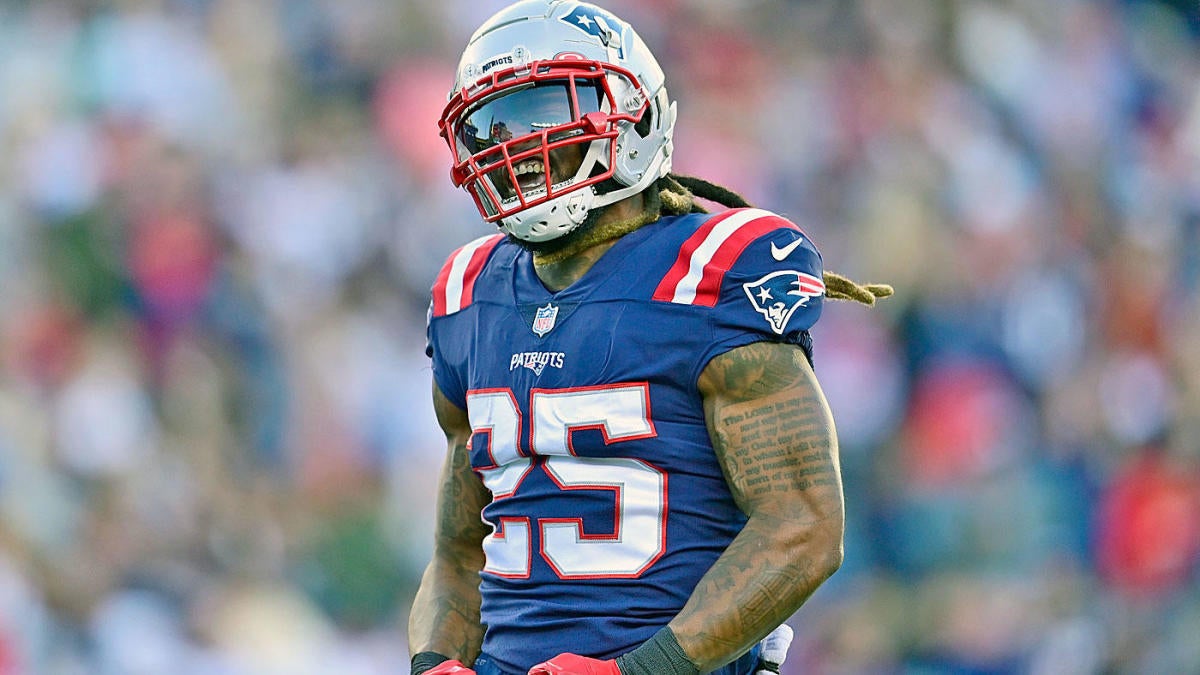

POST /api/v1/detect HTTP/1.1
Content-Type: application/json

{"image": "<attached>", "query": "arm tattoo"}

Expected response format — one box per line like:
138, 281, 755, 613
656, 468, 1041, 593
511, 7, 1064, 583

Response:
672, 341, 845, 670
407, 385, 492, 662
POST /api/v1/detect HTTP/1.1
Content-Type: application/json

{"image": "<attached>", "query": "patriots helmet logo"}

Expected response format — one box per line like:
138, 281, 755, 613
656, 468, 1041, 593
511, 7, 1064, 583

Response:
560, 5, 625, 57
743, 271, 825, 335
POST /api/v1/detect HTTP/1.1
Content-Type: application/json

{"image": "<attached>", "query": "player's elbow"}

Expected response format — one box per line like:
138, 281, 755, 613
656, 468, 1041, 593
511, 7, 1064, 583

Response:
817, 534, 844, 582
431, 538, 487, 577
807, 517, 844, 583
757, 496, 844, 584
782, 510, 844, 583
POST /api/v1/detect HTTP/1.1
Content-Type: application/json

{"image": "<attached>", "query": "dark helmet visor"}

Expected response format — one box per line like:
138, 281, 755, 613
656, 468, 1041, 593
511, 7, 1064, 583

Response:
452, 81, 603, 162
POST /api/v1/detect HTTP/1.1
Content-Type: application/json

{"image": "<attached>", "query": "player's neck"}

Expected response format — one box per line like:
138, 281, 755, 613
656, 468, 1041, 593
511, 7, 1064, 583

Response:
533, 239, 621, 292
532, 194, 656, 292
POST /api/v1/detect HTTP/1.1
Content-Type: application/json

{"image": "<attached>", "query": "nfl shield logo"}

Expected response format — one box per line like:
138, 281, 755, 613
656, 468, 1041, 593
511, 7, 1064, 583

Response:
532, 303, 559, 337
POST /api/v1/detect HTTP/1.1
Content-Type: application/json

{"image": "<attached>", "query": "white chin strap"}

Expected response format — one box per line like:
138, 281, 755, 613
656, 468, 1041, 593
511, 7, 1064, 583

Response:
500, 187, 596, 242
498, 137, 662, 243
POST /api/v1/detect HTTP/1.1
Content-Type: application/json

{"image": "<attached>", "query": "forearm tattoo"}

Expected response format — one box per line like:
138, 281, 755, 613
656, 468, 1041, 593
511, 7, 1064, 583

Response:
675, 341, 844, 671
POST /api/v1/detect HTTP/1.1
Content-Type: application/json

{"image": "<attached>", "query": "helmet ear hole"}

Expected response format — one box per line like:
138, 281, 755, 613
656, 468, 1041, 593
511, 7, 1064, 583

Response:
634, 107, 653, 139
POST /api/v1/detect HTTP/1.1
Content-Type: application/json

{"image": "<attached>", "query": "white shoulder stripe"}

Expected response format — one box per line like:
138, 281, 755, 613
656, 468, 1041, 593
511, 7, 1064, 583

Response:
671, 208, 775, 304
445, 234, 500, 314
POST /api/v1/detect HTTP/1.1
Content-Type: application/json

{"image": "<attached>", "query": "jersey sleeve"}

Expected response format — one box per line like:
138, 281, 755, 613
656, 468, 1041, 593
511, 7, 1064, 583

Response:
425, 301, 466, 410
425, 233, 506, 410
697, 210, 824, 371
427, 306, 469, 410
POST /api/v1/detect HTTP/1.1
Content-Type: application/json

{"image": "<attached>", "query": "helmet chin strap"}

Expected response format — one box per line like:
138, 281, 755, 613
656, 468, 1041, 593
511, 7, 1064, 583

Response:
499, 135, 665, 243
499, 185, 594, 242
498, 137, 608, 242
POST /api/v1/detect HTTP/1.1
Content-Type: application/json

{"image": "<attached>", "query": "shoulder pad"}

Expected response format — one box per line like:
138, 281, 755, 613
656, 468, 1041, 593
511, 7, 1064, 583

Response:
652, 208, 810, 307
431, 233, 505, 317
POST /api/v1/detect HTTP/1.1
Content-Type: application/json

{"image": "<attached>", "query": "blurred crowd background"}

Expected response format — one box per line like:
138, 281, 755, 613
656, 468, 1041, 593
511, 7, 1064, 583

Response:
1, 0, 1198, 672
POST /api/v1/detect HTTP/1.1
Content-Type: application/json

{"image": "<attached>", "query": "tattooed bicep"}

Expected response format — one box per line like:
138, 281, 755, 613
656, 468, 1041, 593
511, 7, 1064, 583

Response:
432, 382, 491, 549
433, 382, 471, 440
699, 342, 843, 520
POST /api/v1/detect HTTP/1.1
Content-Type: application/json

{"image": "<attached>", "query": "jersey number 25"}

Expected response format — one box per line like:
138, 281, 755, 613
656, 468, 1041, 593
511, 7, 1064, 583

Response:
466, 384, 666, 580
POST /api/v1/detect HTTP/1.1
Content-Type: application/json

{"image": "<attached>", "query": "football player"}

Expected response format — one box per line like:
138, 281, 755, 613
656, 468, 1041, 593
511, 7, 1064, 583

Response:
409, 2, 891, 674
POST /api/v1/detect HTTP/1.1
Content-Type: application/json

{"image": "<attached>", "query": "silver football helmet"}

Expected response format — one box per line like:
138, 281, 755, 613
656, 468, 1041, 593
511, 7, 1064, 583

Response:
439, 0, 677, 242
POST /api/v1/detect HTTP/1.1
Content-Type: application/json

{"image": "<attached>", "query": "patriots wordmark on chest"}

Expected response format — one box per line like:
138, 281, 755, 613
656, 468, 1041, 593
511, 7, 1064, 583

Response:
509, 351, 566, 376
532, 303, 560, 337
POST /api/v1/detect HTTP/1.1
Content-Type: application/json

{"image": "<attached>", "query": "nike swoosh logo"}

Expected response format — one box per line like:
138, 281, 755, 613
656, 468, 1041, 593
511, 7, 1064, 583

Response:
770, 238, 805, 261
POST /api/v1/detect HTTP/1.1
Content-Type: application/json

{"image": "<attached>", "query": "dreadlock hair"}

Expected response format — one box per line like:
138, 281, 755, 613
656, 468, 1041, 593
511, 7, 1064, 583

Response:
658, 174, 894, 306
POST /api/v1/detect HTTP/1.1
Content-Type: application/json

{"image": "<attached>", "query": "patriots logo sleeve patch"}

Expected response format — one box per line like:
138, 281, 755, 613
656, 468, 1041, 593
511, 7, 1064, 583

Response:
742, 271, 825, 334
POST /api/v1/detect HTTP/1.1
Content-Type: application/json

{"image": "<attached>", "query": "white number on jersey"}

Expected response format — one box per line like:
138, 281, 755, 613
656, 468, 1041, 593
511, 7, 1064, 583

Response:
467, 384, 666, 579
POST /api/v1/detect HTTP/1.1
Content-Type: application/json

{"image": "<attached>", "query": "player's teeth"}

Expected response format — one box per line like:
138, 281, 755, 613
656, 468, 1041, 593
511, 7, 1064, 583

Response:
515, 161, 544, 176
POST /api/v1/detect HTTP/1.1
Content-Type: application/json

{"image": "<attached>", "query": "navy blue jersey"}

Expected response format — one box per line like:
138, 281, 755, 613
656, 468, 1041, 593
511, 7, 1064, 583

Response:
427, 208, 824, 675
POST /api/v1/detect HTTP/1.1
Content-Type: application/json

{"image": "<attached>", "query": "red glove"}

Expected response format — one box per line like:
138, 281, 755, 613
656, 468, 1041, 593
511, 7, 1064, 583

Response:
528, 653, 621, 675
424, 660, 476, 675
